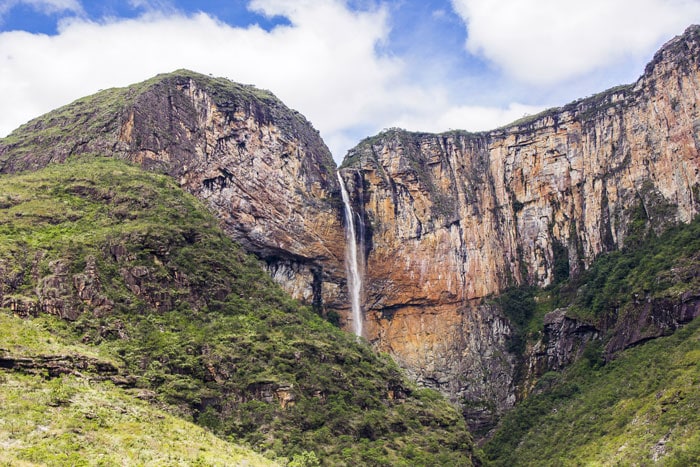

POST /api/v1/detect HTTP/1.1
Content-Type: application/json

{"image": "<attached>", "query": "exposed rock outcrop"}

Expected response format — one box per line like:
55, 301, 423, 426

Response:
339, 25, 700, 430
521, 289, 700, 399
0, 351, 135, 386
525, 309, 600, 381
0, 71, 347, 314
606, 290, 700, 354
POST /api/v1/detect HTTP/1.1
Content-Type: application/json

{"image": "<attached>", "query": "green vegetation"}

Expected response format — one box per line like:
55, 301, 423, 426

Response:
550, 239, 570, 284
487, 212, 700, 355
495, 286, 536, 354
484, 317, 700, 465
492, 213, 700, 354
553, 213, 700, 325
0, 158, 477, 465
0, 314, 276, 467
484, 210, 700, 465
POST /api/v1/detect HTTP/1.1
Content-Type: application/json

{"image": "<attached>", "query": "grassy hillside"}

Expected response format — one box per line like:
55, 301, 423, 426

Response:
0, 157, 477, 466
0, 313, 276, 467
484, 317, 700, 465
485, 215, 700, 465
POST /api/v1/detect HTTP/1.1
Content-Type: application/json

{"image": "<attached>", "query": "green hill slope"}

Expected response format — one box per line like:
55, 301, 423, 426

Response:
484, 317, 700, 465
0, 313, 277, 467
485, 216, 700, 465
0, 157, 477, 466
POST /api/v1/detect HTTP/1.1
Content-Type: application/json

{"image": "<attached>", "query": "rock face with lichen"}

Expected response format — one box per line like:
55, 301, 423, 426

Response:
338, 25, 700, 429
0, 70, 347, 315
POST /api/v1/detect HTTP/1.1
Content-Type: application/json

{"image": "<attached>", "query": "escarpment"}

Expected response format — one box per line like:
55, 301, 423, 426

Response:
0, 71, 347, 315
2, 25, 700, 438
338, 25, 700, 429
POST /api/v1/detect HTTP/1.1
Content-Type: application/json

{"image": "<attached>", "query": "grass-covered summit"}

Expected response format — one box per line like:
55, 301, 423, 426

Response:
0, 156, 477, 465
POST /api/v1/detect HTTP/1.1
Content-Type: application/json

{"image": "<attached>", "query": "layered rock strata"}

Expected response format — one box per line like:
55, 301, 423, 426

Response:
339, 25, 700, 429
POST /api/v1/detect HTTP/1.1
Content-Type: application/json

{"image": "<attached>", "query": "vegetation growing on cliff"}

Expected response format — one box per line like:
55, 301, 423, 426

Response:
484, 317, 700, 465
486, 213, 700, 465
0, 158, 477, 466
552, 213, 700, 326
494, 212, 700, 351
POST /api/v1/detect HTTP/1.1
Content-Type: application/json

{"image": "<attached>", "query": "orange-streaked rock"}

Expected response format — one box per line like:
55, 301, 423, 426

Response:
340, 25, 700, 429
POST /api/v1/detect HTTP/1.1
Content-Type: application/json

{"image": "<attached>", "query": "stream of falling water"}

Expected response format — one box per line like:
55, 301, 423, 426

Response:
337, 171, 363, 337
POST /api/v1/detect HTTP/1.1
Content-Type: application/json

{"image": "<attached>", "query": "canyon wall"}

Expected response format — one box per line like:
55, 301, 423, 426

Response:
338, 25, 700, 428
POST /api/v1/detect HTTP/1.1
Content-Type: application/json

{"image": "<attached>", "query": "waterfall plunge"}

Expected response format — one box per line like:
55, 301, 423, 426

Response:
337, 171, 363, 337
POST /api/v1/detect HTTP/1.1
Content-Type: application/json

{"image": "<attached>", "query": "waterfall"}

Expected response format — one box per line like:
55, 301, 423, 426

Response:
337, 171, 363, 337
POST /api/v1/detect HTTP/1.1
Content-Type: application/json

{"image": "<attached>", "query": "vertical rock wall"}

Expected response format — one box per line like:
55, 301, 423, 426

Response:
339, 26, 700, 429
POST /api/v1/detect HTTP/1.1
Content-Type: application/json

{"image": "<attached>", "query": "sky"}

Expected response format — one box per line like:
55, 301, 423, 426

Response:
1, 0, 699, 162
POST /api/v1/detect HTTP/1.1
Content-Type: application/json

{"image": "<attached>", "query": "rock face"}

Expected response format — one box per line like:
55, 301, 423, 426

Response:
522, 289, 700, 398
526, 309, 600, 377
0, 71, 347, 314
339, 25, 700, 429
605, 290, 700, 354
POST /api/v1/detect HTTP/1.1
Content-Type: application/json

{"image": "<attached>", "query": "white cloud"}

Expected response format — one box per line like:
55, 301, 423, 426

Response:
2, 0, 693, 163
451, 0, 700, 84
391, 102, 544, 134
2, 0, 530, 161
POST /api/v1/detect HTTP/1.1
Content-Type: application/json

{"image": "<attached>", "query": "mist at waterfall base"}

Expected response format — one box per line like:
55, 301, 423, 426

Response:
337, 172, 364, 338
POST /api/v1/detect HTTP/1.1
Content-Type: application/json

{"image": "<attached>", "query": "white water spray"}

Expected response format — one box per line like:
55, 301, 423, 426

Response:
337, 171, 363, 337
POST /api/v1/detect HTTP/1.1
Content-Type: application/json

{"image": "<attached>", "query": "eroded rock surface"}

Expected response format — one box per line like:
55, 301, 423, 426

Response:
339, 25, 700, 430
0, 71, 347, 314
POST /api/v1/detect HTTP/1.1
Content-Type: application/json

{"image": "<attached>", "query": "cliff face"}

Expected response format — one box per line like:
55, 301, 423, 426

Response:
0, 71, 346, 313
339, 26, 700, 427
